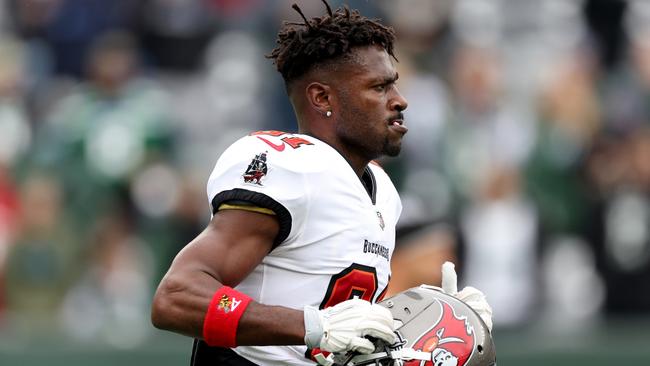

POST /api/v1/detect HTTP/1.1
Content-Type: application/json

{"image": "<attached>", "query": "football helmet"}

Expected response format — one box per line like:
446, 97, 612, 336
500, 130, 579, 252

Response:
330, 285, 496, 366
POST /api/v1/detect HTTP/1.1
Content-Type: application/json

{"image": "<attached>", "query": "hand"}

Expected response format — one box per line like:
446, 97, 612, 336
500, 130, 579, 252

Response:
304, 298, 396, 354
441, 261, 493, 331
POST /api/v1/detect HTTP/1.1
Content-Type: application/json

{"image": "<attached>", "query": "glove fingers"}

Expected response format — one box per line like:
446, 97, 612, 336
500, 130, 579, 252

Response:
456, 286, 485, 302
462, 295, 491, 310
441, 261, 458, 295
347, 337, 375, 354
358, 306, 396, 343
316, 299, 398, 354
362, 327, 396, 343
466, 302, 492, 322
457, 287, 493, 331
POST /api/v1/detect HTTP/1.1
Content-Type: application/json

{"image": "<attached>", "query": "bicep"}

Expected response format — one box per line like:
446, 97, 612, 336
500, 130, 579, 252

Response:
170, 208, 279, 287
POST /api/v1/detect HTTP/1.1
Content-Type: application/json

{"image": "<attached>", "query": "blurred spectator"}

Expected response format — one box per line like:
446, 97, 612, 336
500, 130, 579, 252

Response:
60, 211, 154, 348
4, 174, 76, 333
33, 30, 175, 235
540, 235, 605, 329
443, 44, 535, 210
525, 46, 600, 237
583, 128, 650, 315
461, 166, 539, 328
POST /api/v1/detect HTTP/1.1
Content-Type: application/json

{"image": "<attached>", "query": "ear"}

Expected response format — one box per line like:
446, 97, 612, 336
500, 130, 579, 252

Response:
305, 82, 332, 115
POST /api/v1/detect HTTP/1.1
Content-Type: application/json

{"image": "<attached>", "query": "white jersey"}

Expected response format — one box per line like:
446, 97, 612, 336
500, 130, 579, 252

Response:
206, 131, 402, 365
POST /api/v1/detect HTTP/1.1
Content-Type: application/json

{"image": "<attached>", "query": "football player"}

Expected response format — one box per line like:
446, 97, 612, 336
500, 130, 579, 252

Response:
151, 1, 492, 365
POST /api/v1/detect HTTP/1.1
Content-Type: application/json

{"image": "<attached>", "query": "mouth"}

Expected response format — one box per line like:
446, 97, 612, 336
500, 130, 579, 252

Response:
387, 112, 406, 126
388, 116, 408, 134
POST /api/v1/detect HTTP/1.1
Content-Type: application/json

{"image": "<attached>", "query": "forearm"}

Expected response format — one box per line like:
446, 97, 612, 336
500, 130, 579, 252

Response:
237, 302, 305, 345
152, 271, 305, 345
151, 270, 218, 339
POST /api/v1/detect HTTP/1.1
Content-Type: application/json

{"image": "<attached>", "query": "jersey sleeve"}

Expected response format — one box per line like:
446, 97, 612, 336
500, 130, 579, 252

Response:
206, 135, 309, 248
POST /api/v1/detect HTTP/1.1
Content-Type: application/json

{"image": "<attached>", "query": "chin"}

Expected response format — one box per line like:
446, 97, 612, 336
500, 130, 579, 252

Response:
384, 133, 404, 156
384, 143, 402, 157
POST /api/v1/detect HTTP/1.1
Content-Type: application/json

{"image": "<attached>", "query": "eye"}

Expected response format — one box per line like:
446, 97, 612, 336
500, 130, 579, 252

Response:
374, 84, 386, 92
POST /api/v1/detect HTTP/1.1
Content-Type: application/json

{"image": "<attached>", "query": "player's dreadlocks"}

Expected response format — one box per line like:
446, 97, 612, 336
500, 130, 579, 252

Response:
267, 0, 396, 85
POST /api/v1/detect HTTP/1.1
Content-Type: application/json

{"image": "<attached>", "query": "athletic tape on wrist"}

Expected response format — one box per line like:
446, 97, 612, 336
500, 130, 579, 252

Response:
303, 305, 324, 349
203, 286, 252, 347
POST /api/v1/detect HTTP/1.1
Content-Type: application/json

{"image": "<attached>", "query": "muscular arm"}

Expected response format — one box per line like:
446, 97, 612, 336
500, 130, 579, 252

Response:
151, 208, 305, 346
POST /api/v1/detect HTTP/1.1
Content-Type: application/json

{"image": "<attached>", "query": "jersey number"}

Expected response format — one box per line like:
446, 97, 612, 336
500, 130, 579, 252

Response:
320, 263, 388, 309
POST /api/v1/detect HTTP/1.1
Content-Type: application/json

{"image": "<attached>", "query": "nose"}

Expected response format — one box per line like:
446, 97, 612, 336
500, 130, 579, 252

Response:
390, 87, 408, 112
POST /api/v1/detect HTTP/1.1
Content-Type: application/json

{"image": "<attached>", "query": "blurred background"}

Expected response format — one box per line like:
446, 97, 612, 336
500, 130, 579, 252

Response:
0, 0, 648, 365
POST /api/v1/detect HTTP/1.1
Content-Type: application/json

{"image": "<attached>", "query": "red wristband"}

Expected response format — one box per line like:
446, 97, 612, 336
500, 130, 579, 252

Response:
203, 286, 252, 347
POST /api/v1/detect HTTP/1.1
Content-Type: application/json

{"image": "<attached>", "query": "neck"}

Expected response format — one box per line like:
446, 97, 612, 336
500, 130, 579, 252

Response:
351, 161, 370, 179
300, 127, 369, 178
334, 145, 369, 178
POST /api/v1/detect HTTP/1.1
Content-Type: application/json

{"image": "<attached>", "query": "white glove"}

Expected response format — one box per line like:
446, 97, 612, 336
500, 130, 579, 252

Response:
304, 298, 396, 354
441, 261, 493, 331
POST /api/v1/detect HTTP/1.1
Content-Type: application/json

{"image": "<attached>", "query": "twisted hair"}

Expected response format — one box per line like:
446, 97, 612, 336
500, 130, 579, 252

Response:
267, 0, 396, 85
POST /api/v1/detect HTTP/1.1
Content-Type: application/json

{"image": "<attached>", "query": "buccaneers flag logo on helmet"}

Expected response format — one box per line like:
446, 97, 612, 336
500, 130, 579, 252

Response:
330, 286, 495, 366
406, 300, 475, 366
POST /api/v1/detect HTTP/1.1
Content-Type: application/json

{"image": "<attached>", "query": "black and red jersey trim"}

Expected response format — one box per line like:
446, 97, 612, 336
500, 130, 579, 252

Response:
361, 167, 377, 205
211, 188, 292, 250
